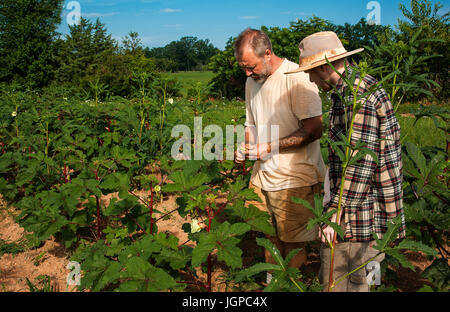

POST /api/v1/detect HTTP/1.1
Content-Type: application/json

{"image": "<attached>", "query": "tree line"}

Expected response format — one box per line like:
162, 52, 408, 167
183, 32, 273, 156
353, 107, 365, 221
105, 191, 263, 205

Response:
0, 0, 219, 98
0, 0, 448, 101
208, 0, 448, 100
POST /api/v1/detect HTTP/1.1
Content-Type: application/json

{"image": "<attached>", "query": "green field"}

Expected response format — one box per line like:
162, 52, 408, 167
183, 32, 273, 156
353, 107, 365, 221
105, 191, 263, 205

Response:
168, 71, 215, 97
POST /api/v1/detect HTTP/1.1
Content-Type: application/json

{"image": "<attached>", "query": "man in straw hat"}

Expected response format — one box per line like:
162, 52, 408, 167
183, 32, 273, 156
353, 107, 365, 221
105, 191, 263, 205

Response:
286, 31, 406, 291
234, 28, 326, 277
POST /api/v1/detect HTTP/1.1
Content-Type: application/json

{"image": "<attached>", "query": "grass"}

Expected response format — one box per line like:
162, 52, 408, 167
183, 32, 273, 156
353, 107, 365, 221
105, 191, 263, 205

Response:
0, 238, 25, 256
168, 71, 215, 97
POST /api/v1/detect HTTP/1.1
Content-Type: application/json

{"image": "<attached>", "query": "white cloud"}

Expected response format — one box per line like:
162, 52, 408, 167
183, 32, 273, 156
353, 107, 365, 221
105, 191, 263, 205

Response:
82, 12, 119, 18
161, 8, 183, 13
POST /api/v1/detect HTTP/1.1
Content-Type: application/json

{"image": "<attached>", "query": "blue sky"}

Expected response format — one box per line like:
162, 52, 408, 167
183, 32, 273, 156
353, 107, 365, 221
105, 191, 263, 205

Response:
57, 0, 449, 50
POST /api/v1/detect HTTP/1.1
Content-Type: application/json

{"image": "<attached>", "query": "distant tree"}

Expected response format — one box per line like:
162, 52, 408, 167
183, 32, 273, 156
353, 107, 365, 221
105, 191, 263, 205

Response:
0, 0, 63, 88
121, 32, 144, 56
208, 37, 246, 99
53, 17, 118, 86
268, 16, 336, 62
333, 18, 390, 53
208, 16, 339, 99
145, 36, 219, 72
396, 0, 449, 98
192, 38, 220, 70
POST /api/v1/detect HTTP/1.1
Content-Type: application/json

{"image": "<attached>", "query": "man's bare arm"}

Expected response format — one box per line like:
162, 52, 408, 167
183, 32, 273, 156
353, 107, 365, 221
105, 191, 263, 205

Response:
240, 116, 322, 161
276, 115, 323, 152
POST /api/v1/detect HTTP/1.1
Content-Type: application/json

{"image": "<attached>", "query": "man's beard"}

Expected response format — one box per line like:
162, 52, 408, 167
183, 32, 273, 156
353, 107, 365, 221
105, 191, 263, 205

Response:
252, 60, 272, 83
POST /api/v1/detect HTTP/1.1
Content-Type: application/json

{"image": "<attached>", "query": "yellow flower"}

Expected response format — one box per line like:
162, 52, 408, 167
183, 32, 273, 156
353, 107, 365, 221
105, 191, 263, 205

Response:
191, 219, 202, 233
154, 185, 161, 193
168, 98, 174, 105
11, 111, 17, 117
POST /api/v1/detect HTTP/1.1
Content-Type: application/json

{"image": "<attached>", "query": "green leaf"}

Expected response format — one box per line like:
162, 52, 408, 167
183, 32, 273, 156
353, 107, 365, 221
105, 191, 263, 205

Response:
154, 232, 179, 250
395, 240, 437, 257
421, 259, 450, 291
228, 222, 252, 237
192, 222, 250, 269
264, 271, 290, 292
405, 142, 427, 177
191, 232, 216, 267
231, 202, 275, 235
383, 248, 415, 271
119, 257, 177, 292
234, 263, 281, 282
404, 200, 425, 223
372, 215, 403, 252
163, 171, 210, 192
217, 237, 244, 269
104, 197, 136, 217
157, 248, 190, 270
256, 237, 286, 269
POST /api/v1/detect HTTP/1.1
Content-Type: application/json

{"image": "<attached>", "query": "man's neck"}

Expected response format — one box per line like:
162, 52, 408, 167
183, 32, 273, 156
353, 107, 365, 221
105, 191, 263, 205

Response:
269, 55, 284, 75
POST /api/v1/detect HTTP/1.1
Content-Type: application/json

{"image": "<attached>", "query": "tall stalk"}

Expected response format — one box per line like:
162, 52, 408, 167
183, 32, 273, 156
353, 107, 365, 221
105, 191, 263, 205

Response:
93, 169, 102, 240
149, 184, 155, 235
328, 77, 364, 291
324, 60, 376, 291
159, 79, 169, 152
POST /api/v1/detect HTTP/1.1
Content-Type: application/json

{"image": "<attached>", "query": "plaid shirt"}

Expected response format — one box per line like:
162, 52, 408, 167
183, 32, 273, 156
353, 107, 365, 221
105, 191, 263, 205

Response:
326, 67, 406, 242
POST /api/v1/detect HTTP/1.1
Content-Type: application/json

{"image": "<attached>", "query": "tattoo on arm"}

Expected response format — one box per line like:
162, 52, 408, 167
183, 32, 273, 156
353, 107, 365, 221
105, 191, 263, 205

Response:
277, 116, 323, 151
278, 127, 314, 151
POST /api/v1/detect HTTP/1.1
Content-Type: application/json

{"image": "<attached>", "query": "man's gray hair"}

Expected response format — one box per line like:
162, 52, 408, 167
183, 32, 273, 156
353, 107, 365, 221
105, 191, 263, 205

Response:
234, 28, 273, 61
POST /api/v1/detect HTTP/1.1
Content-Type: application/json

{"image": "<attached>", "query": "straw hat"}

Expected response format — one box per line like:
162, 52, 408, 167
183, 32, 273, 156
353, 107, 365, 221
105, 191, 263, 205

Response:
285, 31, 364, 74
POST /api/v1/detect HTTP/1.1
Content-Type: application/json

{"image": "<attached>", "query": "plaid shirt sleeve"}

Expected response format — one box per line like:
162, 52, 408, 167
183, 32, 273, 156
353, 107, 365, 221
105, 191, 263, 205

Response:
326, 72, 405, 242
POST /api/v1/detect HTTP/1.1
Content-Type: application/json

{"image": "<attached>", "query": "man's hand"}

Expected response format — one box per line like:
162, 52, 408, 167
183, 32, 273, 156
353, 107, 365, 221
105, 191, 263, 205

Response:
235, 141, 273, 162
245, 142, 272, 161
319, 213, 337, 246
234, 142, 247, 164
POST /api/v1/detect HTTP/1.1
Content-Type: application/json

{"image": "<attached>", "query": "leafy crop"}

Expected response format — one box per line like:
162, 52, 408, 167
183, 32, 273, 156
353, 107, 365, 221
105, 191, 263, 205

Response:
0, 74, 447, 292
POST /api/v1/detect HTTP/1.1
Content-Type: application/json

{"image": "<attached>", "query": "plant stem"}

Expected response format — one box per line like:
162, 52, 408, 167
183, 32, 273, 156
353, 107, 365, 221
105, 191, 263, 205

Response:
93, 169, 101, 240
289, 277, 304, 292
332, 252, 382, 290
328, 77, 363, 292
149, 184, 155, 235
64, 163, 68, 184
95, 195, 101, 239
45, 121, 50, 176
205, 205, 214, 292
207, 254, 212, 292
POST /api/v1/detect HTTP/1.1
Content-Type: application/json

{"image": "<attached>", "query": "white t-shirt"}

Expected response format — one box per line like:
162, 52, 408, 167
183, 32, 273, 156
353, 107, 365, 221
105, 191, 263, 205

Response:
245, 58, 326, 192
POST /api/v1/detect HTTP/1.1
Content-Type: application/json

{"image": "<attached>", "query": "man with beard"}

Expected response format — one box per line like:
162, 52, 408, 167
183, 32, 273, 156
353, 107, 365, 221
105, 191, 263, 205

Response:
234, 28, 326, 276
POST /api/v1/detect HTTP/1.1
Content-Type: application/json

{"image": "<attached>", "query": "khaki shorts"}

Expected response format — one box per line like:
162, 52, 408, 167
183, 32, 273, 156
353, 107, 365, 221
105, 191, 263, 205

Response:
319, 241, 385, 292
248, 183, 320, 243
